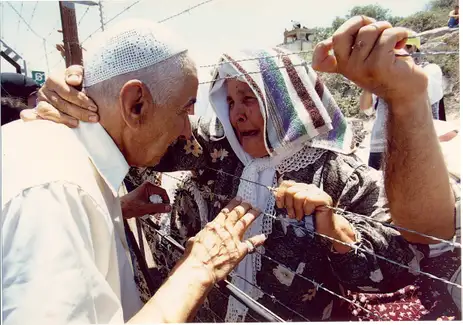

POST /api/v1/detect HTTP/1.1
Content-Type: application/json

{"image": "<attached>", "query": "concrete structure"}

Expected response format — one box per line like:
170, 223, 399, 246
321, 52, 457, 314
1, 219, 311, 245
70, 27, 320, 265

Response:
277, 23, 315, 53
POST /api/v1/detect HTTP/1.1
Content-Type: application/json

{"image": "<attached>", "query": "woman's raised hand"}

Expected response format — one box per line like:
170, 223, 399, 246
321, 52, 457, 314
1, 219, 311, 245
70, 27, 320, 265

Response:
20, 65, 99, 128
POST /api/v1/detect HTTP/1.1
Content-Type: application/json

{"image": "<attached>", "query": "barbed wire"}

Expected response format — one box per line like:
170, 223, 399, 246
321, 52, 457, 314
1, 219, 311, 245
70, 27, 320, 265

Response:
80, 0, 217, 45
78, 6, 91, 26
29, 1, 38, 23
80, 0, 144, 45
138, 203, 383, 321
204, 165, 461, 248
157, 0, 216, 23
16, 1, 24, 42
159, 171, 461, 290
6, 1, 45, 41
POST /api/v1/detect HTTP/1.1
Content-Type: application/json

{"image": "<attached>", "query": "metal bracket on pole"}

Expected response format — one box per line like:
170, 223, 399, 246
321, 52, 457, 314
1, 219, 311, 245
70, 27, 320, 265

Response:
0, 39, 27, 75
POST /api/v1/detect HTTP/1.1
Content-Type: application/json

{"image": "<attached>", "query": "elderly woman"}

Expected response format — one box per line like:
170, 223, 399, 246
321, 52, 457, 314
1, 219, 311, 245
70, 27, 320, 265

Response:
29, 44, 460, 321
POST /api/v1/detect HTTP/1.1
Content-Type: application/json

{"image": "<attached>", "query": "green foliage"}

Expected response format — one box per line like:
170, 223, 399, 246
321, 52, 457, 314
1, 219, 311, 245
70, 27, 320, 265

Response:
397, 9, 449, 32
428, 0, 457, 10
348, 4, 391, 21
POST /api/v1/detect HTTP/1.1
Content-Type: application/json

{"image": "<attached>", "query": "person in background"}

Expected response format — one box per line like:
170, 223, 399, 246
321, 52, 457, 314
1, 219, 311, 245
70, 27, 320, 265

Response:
1, 72, 39, 125
359, 30, 446, 170
1, 97, 28, 126
1, 72, 40, 107
448, 5, 459, 28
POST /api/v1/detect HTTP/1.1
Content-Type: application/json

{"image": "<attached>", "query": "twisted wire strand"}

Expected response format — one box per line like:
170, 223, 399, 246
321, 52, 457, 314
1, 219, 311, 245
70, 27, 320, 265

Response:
204, 165, 461, 248
160, 171, 462, 290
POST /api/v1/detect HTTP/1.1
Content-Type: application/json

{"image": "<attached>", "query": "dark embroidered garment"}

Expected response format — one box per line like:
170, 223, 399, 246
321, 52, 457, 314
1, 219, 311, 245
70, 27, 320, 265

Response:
125, 116, 461, 322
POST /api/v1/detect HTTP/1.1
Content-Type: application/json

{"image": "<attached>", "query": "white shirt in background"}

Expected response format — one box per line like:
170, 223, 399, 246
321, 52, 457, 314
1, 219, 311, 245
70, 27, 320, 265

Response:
2, 120, 142, 324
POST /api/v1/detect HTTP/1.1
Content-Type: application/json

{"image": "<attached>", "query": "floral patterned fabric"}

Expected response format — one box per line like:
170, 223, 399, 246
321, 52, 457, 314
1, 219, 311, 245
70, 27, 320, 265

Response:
125, 115, 461, 322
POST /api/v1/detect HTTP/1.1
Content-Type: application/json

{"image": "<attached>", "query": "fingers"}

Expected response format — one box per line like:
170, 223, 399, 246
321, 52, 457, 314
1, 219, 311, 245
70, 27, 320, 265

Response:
312, 38, 338, 73
332, 15, 376, 70
46, 68, 96, 110
35, 101, 79, 128
20, 109, 40, 122
369, 27, 410, 63
233, 208, 261, 238
224, 201, 252, 226
142, 181, 170, 203
214, 197, 242, 225
237, 233, 267, 257
38, 87, 99, 123
350, 21, 393, 63
275, 180, 295, 208
133, 203, 172, 216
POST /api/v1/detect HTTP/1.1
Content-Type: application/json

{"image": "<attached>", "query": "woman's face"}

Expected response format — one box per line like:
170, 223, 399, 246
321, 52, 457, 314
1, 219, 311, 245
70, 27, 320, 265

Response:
226, 79, 267, 158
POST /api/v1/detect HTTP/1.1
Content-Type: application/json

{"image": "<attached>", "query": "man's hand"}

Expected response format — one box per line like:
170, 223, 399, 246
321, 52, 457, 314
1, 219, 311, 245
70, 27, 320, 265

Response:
20, 65, 99, 128
275, 181, 356, 253
312, 16, 428, 107
120, 181, 171, 219
177, 197, 266, 285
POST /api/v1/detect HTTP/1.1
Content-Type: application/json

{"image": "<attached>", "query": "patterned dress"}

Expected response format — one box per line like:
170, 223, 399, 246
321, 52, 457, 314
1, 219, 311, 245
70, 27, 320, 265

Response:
125, 115, 461, 322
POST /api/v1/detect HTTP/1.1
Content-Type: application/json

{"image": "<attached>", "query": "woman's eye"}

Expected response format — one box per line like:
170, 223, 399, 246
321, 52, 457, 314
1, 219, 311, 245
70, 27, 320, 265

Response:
244, 97, 256, 104
228, 101, 234, 109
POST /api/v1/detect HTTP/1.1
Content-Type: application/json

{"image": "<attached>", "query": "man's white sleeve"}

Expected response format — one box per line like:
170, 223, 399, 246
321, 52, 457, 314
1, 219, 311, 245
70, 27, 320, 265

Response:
2, 182, 123, 324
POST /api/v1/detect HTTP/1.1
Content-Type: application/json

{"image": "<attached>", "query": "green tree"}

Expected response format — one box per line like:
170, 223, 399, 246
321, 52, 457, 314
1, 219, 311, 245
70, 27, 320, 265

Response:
348, 4, 391, 21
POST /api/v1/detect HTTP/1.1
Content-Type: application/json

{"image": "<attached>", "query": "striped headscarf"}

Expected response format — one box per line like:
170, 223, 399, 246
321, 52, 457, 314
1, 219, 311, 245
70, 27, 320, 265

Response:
208, 47, 354, 322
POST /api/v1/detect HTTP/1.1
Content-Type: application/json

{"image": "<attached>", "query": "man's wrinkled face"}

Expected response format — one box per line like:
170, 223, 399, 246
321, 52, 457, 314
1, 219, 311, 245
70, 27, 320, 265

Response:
123, 69, 198, 167
227, 79, 268, 158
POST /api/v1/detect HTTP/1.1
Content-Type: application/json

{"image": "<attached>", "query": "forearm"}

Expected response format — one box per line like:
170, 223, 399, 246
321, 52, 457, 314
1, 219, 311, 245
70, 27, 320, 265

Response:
359, 90, 373, 111
385, 94, 455, 242
128, 259, 213, 323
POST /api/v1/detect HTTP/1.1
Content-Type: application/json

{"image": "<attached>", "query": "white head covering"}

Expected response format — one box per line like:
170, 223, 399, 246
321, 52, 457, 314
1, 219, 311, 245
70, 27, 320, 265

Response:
208, 48, 355, 322
83, 19, 187, 87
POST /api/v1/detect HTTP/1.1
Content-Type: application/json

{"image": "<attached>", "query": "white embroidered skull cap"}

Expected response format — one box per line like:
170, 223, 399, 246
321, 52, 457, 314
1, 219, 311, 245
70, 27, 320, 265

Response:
83, 19, 188, 87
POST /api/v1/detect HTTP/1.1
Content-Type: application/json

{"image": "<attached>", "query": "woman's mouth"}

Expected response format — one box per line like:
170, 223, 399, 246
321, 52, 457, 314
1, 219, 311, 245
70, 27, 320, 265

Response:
240, 130, 260, 139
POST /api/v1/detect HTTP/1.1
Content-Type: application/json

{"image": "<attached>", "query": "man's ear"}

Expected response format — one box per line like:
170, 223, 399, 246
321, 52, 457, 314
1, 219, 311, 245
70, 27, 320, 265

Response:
119, 80, 152, 129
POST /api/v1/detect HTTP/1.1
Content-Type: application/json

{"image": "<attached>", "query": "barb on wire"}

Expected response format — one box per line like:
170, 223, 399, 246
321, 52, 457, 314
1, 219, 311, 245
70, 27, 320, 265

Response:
199, 62, 307, 84
160, 171, 462, 290
78, 6, 91, 26
6, 1, 44, 40
141, 208, 380, 321
204, 165, 461, 248
157, 0, 215, 23
29, 1, 38, 23
81, 0, 144, 45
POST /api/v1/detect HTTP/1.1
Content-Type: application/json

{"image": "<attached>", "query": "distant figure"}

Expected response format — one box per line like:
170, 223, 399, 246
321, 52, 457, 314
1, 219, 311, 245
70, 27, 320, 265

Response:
1, 73, 39, 125
1, 97, 28, 126
1, 72, 39, 107
448, 5, 459, 28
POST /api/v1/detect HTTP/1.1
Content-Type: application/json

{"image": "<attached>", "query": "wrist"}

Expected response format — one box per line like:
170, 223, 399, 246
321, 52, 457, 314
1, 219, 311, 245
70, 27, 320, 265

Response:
328, 215, 357, 254
173, 256, 216, 290
385, 91, 429, 118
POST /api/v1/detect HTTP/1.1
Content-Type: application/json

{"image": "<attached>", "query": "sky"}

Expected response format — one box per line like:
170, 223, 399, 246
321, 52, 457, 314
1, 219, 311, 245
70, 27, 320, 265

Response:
1, 0, 431, 113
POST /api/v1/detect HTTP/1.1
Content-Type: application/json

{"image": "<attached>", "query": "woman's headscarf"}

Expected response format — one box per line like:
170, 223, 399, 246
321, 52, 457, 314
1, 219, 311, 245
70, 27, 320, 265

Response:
208, 47, 355, 322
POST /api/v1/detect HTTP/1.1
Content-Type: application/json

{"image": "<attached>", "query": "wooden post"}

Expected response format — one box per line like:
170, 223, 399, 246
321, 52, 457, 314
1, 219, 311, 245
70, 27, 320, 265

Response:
59, 1, 82, 67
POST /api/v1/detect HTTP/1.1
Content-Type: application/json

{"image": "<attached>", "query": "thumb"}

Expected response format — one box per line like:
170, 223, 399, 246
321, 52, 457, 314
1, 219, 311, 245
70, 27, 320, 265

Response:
20, 109, 40, 122
312, 38, 338, 73
65, 65, 84, 87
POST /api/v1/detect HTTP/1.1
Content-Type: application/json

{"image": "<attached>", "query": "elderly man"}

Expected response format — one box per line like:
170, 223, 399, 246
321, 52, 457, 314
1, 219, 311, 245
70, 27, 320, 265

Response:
2, 20, 266, 324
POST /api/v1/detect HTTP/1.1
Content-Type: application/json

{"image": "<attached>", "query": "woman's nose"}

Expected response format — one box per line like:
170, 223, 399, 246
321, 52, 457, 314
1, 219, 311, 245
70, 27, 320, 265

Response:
180, 117, 193, 140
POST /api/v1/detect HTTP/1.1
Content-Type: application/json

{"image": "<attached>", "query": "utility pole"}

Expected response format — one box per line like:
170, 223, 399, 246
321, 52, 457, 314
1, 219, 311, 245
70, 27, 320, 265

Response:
59, 1, 82, 67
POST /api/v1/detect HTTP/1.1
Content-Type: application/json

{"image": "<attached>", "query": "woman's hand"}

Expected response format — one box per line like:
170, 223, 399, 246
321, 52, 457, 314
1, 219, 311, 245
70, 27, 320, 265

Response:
120, 181, 171, 218
20, 65, 99, 128
178, 197, 266, 285
275, 181, 356, 253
